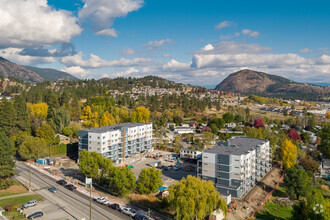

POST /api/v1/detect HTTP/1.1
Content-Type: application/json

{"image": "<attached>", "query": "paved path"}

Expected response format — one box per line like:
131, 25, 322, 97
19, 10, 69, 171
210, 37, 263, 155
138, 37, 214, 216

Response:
0, 191, 34, 200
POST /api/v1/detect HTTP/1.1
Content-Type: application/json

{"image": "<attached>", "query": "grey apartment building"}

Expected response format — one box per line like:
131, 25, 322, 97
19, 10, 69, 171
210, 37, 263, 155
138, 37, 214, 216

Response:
79, 123, 153, 163
197, 136, 271, 198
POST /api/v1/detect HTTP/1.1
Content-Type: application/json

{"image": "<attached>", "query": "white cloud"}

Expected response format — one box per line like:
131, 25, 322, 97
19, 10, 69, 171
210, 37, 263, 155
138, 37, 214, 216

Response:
79, 0, 143, 36
95, 28, 117, 37
143, 39, 172, 49
61, 52, 154, 68
299, 48, 315, 53
220, 32, 240, 40
111, 67, 139, 77
162, 59, 191, 71
215, 21, 235, 30
162, 54, 171, 58
121, 48, 135, 55
61, 66, 90, 78
242, 29, 259, 38
201, 44, 214, 51
0, 0, 82, 48
0, 47, 56, 65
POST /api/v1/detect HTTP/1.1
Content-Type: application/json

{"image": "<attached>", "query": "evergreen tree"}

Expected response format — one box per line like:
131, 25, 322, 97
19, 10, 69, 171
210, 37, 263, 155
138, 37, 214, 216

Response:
0, 97, 16, 137
136, 167, 163, 194
0, 132, 15, 189
14, 95, 30, 133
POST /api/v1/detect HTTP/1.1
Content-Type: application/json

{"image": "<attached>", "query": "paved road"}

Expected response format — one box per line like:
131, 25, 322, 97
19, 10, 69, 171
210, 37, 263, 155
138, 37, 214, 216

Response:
15, 162, 131, 220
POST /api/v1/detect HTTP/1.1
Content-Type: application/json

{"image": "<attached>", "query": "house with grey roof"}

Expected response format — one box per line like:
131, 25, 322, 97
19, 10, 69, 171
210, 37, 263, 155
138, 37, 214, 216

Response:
197, 136, 271, 198
79, 123, 153, 164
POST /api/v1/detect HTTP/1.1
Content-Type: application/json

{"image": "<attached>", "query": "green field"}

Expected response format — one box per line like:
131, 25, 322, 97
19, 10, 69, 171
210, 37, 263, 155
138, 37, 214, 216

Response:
0, 179, 28, 197
0, 194, 43, 208
256, 202, 293, 220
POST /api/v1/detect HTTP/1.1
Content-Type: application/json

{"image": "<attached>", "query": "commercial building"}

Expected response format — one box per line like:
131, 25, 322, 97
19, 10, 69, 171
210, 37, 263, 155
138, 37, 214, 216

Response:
197, 137, 271, 198
79, 123, 153, 163
180, 148, 202, 159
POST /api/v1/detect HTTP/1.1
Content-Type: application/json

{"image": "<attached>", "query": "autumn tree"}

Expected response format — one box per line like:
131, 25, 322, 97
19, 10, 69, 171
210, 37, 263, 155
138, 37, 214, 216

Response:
27, 102, 48, 120
284, 167, 312, 200
35, 123, 55, 145
168, 175, 227, 220
288, 129, 301, 142
100, 111, 116, 127
131, 106, 150, 123
0, 132, 15, 189
136, 167, 163, 194
81, 106, 99, 128
281, 139, 298, 169
254, 118, 265, 128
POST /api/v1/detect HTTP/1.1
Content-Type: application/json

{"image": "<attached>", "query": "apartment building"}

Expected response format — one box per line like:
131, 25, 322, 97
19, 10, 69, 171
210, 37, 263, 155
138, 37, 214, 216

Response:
79, 123, 153, 163
197, 137, 271, 198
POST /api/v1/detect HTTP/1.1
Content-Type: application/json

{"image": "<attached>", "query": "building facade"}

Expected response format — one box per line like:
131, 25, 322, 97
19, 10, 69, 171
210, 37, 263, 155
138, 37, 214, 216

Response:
180, 148, 202, 159
79, 123, 153, 163
197, 137, 271, 198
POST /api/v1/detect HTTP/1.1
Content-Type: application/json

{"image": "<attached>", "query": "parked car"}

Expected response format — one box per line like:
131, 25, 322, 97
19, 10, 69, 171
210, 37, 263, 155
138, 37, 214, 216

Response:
109, 203, 120, 210
95, 197, 110, 205
134, 214, 154, 220
121, 207, 133, 216
64, 184, 76, 191
22, 200, 37, 209
56, 180, 67, 186
48, 187, 58, 193
161, 166, 169, 171
27, 211, 43, 219
173, 165, 181, 170
130, 209, 137, 217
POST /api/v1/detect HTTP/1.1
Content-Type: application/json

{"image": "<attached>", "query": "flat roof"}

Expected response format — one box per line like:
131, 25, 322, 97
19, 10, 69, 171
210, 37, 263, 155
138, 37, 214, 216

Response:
204, 136, 267, 156
80, 122, 152, 133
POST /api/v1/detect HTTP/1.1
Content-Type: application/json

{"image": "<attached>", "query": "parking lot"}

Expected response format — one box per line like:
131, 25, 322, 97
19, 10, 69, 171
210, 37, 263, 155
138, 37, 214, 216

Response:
130, 151, 197, 186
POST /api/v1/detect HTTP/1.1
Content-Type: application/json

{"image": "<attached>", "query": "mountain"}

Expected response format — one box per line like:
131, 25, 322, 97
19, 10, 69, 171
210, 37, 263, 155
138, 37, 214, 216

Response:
24, 66, 78, 81
215, 69, 330, 100
0, 57, 78, 82
0, 57, 44, 82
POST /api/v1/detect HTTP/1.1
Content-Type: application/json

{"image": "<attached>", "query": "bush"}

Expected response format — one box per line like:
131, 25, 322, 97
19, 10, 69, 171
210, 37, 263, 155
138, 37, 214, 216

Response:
5, 205, 11, 211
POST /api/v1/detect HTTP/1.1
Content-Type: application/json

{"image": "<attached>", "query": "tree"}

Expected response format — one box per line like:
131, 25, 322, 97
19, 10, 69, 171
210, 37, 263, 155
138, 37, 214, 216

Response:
173, 115, 183, 126
108, 167, 135, 196
100, 111, 116, 127
131, 106, 150, 123
318, 125, 330, 158
48, 107, 71, 133
136, 167, 163, 194
0, 132, 15, 189
281, 139, 298, 169
168, 175, 227, 220
78, 150, 101, 179
210, 123, 219, 134
299, 157, 319, 174
28, 102, 48, 120
254, 118, 265, 128
18, 137, 47, 160
35, 123, 55, 145
222, 112, 234, 123
0, 97, 16, 137
327, 111, 330, 119
14, 96, 30, 133
284, 167, 311, 200
288, 129, 301, 142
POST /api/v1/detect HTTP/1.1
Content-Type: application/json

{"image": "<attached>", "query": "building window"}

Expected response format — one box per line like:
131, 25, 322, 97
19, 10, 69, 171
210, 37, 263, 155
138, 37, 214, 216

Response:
103, 136, 105, 139
103, 142, 105, 145
98, 142, 100, 145
89, 136, 91, 138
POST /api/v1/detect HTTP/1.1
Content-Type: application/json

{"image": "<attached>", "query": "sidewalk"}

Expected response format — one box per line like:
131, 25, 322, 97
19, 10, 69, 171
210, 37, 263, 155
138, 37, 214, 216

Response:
0, 191, 34, 200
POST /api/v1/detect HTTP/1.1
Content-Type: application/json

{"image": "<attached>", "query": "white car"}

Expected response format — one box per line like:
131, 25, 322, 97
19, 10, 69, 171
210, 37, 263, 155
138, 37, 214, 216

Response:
129, 209, 137, 217
121, 207, 132, 216
95, 197, 108, 205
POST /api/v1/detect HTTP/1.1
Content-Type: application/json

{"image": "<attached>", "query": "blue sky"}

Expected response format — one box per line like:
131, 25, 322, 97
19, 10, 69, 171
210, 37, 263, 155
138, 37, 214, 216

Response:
0, 0, 329, 87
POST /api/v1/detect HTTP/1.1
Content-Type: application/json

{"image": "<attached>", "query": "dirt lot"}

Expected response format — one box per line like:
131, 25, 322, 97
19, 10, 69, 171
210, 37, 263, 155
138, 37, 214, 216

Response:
130, 150, 197, 186
225, 166, 284, 220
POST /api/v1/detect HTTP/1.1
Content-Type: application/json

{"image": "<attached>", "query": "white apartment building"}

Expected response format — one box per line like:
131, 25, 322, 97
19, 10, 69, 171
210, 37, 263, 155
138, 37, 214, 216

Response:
197, 137, 271, 198
79, 123, 153, 163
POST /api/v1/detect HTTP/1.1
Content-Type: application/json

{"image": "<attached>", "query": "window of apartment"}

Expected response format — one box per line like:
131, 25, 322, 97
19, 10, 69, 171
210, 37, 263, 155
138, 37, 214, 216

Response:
102, 142, 105, 145
98, 136, 100, 139
103, 136, 105, 139
235, 159, 239, 162
97, 148, 100, 150
89, 141, 91, 144
89, 135, 91, 138
235, 167, 239, 168
98, 142, 100, 145
89, 147, 92, 150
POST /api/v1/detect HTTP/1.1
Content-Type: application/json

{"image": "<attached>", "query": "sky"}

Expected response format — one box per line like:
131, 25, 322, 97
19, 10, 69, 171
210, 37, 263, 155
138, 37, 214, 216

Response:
0, 0, 329, 88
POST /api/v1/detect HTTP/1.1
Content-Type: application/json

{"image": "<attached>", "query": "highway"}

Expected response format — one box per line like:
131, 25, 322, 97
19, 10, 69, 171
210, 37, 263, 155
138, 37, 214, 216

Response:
15, 162, 131, 220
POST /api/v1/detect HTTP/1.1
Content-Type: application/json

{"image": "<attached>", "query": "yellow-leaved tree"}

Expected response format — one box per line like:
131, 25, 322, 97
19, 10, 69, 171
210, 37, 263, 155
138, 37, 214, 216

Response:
326, 111, 330, 119
27, 102, 48, 120
281, 139, 297, 169
80, 106, 99, 128
131, 106, 150, 123
100, 111, 116, 127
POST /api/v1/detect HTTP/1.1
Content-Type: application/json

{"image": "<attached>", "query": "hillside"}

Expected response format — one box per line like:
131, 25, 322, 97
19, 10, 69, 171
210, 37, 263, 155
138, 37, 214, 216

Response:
24, 66, 78, 81
215, 69, 330, 100
0, 57, 44, 82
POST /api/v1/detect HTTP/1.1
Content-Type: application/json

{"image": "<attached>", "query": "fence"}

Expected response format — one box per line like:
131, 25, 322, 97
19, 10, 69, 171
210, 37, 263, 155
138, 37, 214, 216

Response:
248, 174, 284, 219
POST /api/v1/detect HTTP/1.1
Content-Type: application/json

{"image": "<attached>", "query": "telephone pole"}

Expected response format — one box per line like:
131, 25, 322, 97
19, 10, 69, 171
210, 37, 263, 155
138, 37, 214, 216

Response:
29, 154, 31, 191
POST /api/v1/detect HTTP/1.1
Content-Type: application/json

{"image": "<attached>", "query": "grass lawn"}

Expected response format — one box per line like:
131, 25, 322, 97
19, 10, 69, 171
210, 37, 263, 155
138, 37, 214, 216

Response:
0, 179, 28, 197
272, 183, 287, 198
0, 194, 43, 208
255, 202, 293, 220
3, 210, 26, 220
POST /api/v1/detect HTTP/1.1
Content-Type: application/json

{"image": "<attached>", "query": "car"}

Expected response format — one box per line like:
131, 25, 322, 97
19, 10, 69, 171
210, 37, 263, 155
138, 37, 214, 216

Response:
109, 203, 120, 210
22, 200, 37, 209
64, 184, 76, 191
56, 179, 67, 186
134, 214, 154, 220
95, 197, 110, 205
121, 207, 133, 216
48, 187, 58, 193
161, 166, 169, 171
130, 209, 137, 217
27, 211, 43, 219
173, 165, 181, 170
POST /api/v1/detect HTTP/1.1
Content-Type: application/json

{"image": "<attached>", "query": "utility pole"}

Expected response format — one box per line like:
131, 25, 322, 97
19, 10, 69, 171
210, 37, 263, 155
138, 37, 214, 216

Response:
89, 183, 92, 220
123, 129, 125, 164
